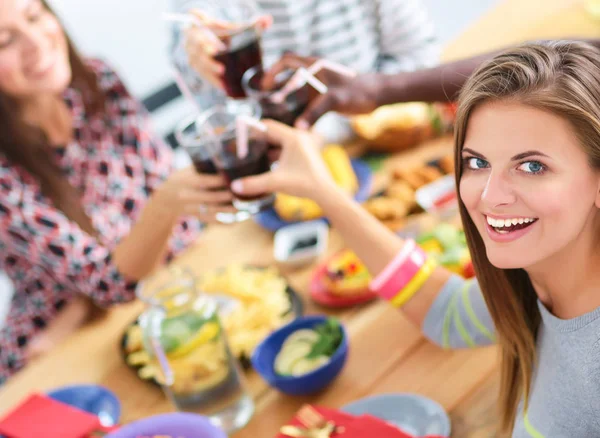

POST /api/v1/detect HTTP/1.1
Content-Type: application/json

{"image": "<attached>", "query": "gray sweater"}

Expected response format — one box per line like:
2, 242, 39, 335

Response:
423, 275, 600, 437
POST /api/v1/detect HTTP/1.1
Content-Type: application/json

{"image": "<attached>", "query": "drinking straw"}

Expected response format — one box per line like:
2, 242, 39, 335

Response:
307, 59, 357, 78
151, 337, 174, 386
235, 115, 267, 159
297, 67, 328, 94
170, 67, 203, 113
270, 68, 328, 103
163, 13, 226, 51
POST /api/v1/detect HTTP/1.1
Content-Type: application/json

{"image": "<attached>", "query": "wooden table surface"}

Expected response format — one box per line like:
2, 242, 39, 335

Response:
1, 1, 598, 436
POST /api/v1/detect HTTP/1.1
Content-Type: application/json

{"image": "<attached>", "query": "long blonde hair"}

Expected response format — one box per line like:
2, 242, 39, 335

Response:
454, 40, 600, 432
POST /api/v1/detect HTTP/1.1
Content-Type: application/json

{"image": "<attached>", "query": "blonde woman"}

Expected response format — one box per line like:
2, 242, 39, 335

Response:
233, 41, 600, 436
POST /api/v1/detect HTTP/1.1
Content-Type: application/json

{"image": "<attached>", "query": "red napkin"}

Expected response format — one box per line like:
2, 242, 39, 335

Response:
276, 405, 448, 438
0, 394, 118, 438
351, 415, 446, 438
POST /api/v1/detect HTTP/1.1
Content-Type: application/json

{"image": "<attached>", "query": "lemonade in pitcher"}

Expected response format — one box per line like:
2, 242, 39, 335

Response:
137, 270, 254, 434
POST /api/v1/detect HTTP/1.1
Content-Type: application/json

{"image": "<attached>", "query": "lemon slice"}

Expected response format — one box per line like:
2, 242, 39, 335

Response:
167, 321, 220, 359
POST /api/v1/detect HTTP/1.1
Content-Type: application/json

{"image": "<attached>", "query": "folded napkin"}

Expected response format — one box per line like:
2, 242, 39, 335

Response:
277, 405, 447, 438
350, 414, 446, 438
0, 394, 118, 438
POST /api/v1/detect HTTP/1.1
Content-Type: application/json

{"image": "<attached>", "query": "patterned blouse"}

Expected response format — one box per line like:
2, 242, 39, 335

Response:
0, 59, 202, 384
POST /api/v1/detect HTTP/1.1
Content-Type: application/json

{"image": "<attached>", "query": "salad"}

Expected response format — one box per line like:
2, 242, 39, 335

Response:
274, 318, 343, 376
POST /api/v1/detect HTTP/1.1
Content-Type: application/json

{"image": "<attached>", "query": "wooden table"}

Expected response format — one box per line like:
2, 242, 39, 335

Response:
2, 1, 599, 436
0, 137, 502, 437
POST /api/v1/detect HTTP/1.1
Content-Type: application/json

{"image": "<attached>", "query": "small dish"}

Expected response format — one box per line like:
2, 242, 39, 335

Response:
251, 315, 348, 395
105, 413, 226, 438
274, 221, 329, 267
415, 174, 458, 222
310, 263, 377, 308
47, 384, 121, 427
341, 393, 451, 437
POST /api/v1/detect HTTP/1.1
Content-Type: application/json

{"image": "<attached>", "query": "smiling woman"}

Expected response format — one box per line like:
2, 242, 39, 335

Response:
0, 0, 237, 385
225, 40, 600, 437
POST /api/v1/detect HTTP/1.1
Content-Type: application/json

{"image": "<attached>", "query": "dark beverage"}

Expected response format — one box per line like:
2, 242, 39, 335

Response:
193, 158, 218, 174
189, 153, 218, 175
258, 87, 310, 126
215, 28, 263, 99
243, 67, 310, 126
218, 139, 271, 201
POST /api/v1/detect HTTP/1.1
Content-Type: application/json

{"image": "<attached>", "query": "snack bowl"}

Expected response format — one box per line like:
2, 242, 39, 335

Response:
251, 315, 348, 395
106, 413, 226, 438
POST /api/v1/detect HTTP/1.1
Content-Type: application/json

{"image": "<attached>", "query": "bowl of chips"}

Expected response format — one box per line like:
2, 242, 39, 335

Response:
121, 265, 304, 384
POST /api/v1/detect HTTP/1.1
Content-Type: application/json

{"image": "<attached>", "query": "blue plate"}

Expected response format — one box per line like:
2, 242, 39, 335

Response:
341, 393, 451, 436
47, 384, 121, 427
254, 159, 372, 232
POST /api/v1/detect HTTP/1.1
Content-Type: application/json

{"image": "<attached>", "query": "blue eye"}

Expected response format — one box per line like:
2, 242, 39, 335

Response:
464, 157, 489, 170
518, 161, 546, 174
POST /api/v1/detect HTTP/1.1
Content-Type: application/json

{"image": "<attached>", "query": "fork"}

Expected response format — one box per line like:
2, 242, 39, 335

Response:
297, 405, 345, 437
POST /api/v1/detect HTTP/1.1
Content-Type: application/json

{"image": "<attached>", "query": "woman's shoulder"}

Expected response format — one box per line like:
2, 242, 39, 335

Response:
82, 58, 131, 97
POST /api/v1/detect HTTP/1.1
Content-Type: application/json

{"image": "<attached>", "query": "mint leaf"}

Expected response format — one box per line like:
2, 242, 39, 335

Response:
307, 318, 342, 359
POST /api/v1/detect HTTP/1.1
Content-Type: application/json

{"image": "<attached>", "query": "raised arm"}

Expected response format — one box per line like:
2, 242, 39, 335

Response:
232, 120, 496, 346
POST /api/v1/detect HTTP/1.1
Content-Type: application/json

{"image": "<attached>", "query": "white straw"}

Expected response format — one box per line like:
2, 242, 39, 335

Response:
270, 67, 328, 104
269, 70, 304, 104
308, 59, 357, 78
235, 116, 266, 159
170, 67, 203, 113
239, 115, 267, 132
162, 13, 226, 50
151, 337, 174, 386
297, 67, 328, 94
235, 117, 249, 159
163, 12, 201, 26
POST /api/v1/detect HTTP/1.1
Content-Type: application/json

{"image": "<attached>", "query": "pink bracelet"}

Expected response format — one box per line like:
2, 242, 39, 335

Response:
370, 241, 427, 301
370, 240, 416, 291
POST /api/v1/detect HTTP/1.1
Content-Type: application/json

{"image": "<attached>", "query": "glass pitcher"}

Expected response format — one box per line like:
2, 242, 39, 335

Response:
137, 267, 254, 434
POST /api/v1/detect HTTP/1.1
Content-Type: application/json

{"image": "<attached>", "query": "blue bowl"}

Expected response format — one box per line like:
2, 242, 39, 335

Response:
251, 315, 348, 395
106, 413, 226, 438
47, 384, 121, 426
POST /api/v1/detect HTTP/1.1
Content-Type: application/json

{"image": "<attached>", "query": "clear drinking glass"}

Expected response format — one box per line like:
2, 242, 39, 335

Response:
242, 66, 311, 127
170, 0, 264, 104
175, 113, 252, 224
137, 269, 254, 434
195, 100, 274, 214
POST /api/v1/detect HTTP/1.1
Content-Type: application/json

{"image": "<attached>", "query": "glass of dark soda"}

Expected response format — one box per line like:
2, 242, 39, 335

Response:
175, 100, 262, 222
242, 66, 311, 126
195, 103, 274, 214
214, 25, 263, 99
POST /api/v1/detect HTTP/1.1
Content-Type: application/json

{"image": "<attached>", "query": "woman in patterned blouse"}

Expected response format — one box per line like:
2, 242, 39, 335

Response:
0, 0, 235, 383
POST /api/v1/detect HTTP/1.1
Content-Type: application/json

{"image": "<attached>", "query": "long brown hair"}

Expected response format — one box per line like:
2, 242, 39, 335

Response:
0, 1, 105, 233
454, 40, 600, 432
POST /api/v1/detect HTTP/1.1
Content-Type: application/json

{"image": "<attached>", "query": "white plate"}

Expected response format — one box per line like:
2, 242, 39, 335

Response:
341, 393, 451, 436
